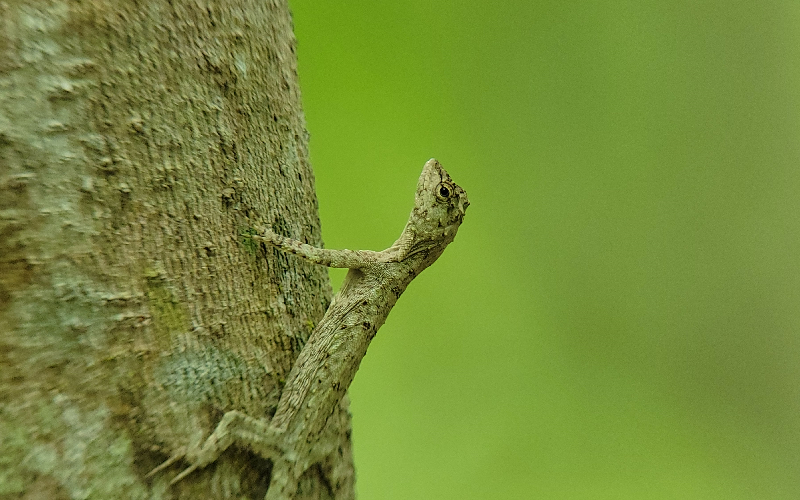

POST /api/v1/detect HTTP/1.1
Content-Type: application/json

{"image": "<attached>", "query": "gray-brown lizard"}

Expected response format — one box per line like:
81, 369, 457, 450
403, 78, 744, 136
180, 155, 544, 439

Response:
148, 158, 469, 499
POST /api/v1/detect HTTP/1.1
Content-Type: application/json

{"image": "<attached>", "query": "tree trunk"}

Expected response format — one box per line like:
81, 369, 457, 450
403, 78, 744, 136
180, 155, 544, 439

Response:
0, 1, 354, 498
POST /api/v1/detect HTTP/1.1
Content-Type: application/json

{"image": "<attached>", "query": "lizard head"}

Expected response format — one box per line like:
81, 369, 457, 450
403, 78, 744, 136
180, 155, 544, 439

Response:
409, 158, 469, 247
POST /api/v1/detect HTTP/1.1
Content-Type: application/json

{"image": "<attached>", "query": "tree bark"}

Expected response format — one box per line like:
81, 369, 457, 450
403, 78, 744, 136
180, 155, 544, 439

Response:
0, 1, 354, 498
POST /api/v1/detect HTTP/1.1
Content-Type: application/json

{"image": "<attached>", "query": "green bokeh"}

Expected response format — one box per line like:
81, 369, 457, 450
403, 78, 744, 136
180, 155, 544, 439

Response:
289, 2, 800, 498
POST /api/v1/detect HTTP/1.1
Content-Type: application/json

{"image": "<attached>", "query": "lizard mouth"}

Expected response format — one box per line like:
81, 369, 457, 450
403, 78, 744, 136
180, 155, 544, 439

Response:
460, 188, 470, 210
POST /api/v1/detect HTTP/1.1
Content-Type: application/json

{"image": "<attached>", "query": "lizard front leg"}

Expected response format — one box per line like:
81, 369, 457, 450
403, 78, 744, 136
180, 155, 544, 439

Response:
252, 226, 395, 268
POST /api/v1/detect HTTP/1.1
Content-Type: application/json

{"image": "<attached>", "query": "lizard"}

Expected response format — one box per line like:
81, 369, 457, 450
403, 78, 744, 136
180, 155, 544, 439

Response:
147, 158, 469, 499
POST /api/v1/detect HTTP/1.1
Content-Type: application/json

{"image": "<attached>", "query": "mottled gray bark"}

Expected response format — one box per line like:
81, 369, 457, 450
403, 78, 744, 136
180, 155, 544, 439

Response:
0, 1, 353, 499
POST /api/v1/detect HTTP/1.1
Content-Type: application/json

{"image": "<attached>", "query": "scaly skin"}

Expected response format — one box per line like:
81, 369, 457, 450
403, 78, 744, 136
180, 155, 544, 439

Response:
147, 159, 469, 499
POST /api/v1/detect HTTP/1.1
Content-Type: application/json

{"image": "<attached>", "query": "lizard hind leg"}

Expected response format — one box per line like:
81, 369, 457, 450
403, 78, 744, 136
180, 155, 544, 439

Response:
149, 410, 283, 486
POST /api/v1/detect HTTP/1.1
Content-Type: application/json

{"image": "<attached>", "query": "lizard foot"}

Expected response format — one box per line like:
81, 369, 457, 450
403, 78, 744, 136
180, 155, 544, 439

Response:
146, 410, 281, 486
145, 446, 208, 486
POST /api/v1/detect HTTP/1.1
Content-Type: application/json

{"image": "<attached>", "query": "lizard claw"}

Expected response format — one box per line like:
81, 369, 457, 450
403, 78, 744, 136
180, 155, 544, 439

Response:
170, 463, 201, 485
145, 447, 202, 486
146, 447, 186, 479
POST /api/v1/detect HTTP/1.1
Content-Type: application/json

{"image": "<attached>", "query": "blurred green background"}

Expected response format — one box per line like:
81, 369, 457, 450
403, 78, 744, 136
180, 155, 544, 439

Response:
288, 2, 800, 499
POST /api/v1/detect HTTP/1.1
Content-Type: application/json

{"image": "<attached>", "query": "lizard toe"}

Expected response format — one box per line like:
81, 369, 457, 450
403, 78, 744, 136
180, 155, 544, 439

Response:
170, 463, 201, 485
146, 447, 186, 479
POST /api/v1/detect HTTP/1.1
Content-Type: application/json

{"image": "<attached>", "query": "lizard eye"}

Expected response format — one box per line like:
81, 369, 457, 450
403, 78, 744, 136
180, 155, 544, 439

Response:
436, 182, 453, 201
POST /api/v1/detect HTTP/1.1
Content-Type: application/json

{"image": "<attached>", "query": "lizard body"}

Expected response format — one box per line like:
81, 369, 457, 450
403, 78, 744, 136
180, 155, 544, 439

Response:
148, 158, 468, 499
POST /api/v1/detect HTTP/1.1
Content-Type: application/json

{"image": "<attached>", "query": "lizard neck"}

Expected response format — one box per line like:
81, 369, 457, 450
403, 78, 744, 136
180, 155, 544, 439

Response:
388, 211, 452, 263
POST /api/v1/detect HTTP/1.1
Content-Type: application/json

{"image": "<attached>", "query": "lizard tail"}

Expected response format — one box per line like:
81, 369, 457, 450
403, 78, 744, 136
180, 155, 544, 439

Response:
264, 459, 298, 500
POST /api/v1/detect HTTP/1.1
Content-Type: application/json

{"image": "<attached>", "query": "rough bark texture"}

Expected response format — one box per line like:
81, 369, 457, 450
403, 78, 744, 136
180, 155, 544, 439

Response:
0, 1, 354, 498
